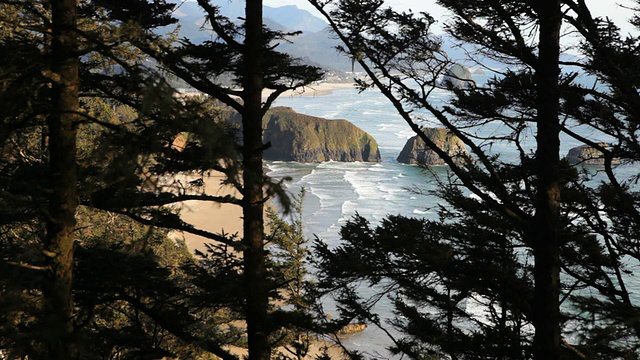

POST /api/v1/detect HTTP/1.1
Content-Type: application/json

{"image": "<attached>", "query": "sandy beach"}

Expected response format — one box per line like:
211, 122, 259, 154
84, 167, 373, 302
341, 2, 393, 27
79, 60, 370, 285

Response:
175, 81, 356, 252
173, 80, 357, 358
172, 172, 349, 359
177, 81, 356, 101
263, 81, 356, 98
171, 172, 243, 255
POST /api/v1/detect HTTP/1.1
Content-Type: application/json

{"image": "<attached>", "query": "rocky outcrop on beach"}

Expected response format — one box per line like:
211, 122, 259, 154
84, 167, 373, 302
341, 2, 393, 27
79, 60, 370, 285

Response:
566, 143, 620, 165
397, 127, 470, 165
337, 323, 367, 336
226, 107, 380, 163
441, 63, 474, 89
262, 107, 380, 162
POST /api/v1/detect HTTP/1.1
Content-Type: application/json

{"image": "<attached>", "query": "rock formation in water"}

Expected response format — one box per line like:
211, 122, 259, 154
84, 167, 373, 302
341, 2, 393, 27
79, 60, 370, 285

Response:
397, 127, 469, 165
566, 143, 620, 165
263, 107, 380, 162
441, 63, 474, 89
337, 323, 367, 336
227, 107, 380, 163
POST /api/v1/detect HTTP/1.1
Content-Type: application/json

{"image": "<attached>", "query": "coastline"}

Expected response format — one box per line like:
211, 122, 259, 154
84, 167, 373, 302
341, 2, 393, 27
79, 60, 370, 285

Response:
173, 172, 348, 359
175, 81, 355, 253
172, 174, 243, 255
173, 79, 355, 358
263, 81, 356, 98
177, 81, 355, 100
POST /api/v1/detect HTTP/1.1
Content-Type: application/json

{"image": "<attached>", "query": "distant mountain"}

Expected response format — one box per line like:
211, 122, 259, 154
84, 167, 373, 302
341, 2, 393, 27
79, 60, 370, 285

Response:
278, 28, 359, 72
263, 5, 327, 33
170, 1, 326, 34
167, 2, 509, 75
166, 1, 356, 72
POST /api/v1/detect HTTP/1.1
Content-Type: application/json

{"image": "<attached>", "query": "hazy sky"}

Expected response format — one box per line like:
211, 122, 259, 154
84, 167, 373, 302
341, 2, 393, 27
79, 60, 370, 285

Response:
262, 0, 638, 35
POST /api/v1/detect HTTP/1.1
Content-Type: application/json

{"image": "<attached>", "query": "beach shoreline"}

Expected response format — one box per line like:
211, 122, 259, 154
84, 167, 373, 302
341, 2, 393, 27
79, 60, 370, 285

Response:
263, 81, 356, 98
172, 172, 349, 359
178, 81, 355, 100
170, 172, 243, 256
172, 79, 357, 359
174, 80, 356, 252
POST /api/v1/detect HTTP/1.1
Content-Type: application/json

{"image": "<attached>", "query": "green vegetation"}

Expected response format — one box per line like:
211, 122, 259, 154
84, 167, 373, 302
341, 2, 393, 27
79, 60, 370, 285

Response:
228, 106, 381, 162
262, 107, 380, 162
1, 0, 323, 359
225, 105, 381, 162
308, 0, 640, 359
3, 0, 640, 359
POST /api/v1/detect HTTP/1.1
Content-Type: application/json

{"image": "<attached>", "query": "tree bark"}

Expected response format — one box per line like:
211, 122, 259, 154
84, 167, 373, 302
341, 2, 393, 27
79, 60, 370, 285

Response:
242, 0, 269, 359
43, 0, 79, 358
532, 1, 562, 359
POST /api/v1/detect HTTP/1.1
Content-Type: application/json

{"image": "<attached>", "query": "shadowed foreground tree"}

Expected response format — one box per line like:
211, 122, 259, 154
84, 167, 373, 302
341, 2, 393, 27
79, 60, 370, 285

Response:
2, 0, 329, 356
98, 1, 323, 358
38, 0, 79, 357
307, 0, 640, 359
69, 0, 322, 358
266, 189, 318, 360
0, 0, 246, 358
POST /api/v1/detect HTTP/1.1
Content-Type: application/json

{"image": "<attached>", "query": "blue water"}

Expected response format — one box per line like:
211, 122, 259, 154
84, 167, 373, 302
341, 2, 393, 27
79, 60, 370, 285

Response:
268, 87, 448, 241
266, 83, 640, 357
267, 87, 449, 356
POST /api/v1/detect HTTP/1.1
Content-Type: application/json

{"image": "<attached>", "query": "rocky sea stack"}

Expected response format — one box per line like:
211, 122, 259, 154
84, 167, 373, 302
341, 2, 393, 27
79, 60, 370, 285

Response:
253, 107, 380, 163
397, 127, 469, 165
566, 143, 620, 165
441, 63, 474, 89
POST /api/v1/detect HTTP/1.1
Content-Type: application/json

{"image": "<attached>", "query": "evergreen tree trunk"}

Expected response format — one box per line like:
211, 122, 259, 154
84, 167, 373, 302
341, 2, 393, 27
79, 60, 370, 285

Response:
43, 0, 79, 358
532, 1, 562, 358
242, 0, 269, 359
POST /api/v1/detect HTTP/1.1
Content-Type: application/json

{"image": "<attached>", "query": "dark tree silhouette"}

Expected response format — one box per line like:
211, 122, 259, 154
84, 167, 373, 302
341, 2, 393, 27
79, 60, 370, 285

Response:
307, 0, 640, 359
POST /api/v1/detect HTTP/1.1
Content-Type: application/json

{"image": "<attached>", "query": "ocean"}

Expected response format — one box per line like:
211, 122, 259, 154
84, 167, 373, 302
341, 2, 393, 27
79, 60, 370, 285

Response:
265, 83, 638, 357
268, 87, 456, 239
266, 86, 450, 356
267, 82, 614, 243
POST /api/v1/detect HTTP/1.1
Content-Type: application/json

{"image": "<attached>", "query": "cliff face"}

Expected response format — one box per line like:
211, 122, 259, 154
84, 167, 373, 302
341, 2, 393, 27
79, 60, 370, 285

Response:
263, 107, 380, 162
397, 127, 469, 165
227, 107, 380, 162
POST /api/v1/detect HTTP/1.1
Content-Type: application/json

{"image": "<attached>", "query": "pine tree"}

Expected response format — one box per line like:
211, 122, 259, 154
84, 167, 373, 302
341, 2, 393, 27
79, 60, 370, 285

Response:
89, 1, 323, 358
0, 1, 243, 357
267, 189, 316, 360
39, 0, 80, 357
530, 1, 562, 357
307, 0, 640, 358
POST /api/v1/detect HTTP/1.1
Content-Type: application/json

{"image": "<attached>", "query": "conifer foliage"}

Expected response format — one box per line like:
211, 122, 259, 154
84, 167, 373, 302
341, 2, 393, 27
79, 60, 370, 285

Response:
1, 0, 321, 359
98, 1, 323, 358
308, 0, 640, 359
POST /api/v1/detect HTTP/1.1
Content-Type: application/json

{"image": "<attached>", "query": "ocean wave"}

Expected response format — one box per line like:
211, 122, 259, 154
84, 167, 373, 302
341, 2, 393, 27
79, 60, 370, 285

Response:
318, 161, 368, 171
378, 185, 407, 201
368, 166, 396, 173
395, 129, 417, 139
413, 209, 436, 216
344, 172, 380, 200
341, 200, 358, 217
300, 170, 318, 185
362, 110, 379, 115
379, 145, 403, 152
